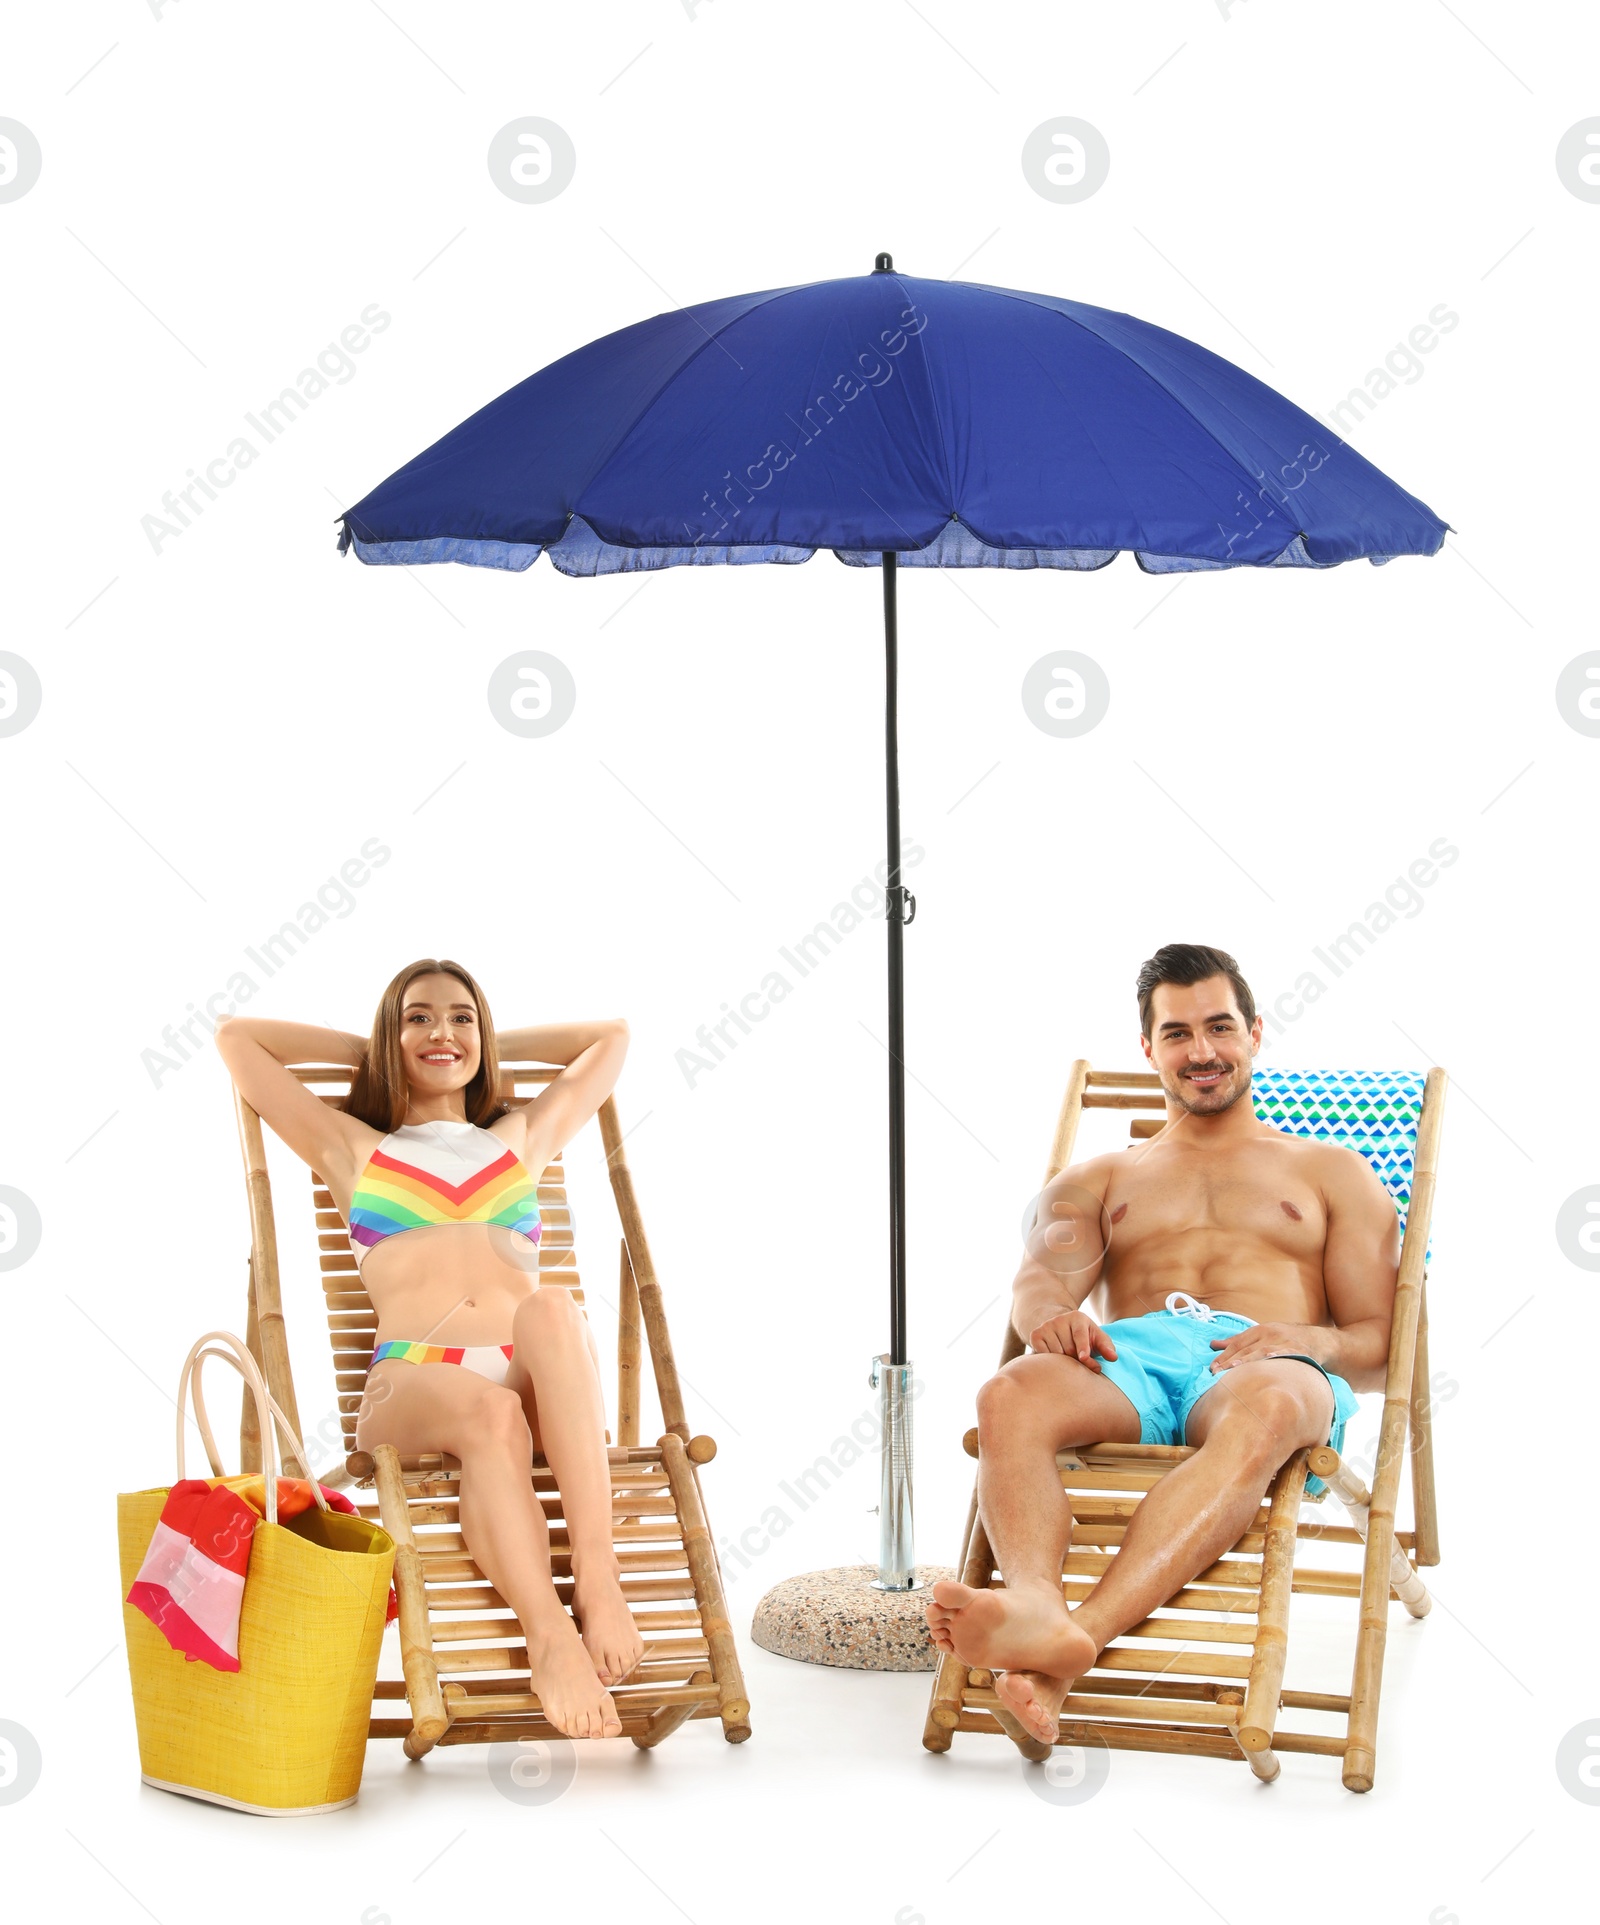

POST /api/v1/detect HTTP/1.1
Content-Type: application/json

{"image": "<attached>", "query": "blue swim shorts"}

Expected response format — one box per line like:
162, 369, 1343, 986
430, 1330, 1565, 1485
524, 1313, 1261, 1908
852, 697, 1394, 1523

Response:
1094, 1299, 1360, 1497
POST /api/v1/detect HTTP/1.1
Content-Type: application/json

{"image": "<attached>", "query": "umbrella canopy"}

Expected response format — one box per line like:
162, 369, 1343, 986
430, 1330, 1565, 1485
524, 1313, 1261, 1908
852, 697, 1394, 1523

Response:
336, 257, 1448, 1591
338, 266, 1448, 574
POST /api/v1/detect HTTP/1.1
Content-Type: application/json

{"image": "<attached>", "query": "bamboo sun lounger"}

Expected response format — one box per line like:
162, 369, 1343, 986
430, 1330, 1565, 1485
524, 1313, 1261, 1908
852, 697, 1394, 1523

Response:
232, 1062, 750, 1756
923, 1062, 1445, 1791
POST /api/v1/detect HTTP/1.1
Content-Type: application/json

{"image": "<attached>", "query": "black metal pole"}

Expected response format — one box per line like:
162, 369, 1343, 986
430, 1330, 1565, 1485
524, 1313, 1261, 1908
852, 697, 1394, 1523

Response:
883, 550, 910, 1368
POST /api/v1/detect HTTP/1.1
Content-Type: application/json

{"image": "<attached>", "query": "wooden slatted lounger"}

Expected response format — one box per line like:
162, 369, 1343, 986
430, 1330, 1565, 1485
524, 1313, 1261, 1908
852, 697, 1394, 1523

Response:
923, 1060, 1445, 1790
231, 1060, 751, 1756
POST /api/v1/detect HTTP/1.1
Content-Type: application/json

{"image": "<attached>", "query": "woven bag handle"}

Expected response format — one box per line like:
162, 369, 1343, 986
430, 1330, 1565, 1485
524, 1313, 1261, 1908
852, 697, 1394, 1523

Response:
176, 1330, 327, 1526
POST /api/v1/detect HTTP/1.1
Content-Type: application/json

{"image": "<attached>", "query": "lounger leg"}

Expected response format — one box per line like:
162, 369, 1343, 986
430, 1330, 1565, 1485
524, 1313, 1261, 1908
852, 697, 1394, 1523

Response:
660, 1433, 751, 1742
616, 1239, 642, 1452
1407, 1286, 1441, 1568
1308, 1448, 1432, 1619
634, 1670, 713, 1749
1216, 1687, 1280, 1781
240, 1258, 263, 1474
924, 1491, 982, 1752
1344, 1070, 1445, 1792
922, 1660, 963, 1751
1340, 1438, 1411, 1792
1237, 1453, 1308, 1763
373, 1444, 451, 1760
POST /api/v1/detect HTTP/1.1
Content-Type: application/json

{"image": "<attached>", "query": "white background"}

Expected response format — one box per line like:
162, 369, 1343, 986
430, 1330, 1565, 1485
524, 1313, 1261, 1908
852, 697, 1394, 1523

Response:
3, 2, 1596, 1921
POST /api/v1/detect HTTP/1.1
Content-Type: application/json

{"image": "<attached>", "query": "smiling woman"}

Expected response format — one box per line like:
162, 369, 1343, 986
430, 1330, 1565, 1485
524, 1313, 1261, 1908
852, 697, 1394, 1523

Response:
212, 958, 635, 1740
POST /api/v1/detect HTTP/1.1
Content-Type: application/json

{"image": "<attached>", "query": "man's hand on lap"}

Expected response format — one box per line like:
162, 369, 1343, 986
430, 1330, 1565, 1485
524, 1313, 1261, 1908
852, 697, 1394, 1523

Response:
1208, 1321, 1324, 1373
1029, 1310, 1118, 1370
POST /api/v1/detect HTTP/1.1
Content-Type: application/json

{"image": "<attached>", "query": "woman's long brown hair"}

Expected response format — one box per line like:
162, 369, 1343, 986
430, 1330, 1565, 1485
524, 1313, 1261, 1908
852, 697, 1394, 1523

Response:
344, 958, 507, 1131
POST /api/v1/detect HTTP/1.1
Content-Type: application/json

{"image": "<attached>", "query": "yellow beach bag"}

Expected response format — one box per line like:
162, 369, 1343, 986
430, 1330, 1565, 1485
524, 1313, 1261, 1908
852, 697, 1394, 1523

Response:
118, 1331, 394, 1815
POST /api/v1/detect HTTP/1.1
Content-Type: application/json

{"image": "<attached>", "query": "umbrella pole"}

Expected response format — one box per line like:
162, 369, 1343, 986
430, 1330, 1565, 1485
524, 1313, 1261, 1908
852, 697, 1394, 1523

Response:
874, 549, 918, 1591
752, 547, 946, 1658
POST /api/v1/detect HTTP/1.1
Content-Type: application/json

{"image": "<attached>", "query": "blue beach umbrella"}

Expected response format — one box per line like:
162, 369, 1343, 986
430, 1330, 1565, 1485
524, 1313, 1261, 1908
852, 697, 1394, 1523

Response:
338, 255, 1448, 1591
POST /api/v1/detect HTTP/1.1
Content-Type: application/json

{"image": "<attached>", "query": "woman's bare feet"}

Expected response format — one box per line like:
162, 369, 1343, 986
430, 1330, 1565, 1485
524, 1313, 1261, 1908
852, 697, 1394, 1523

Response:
525, 1614, 623, 1738
572, 1569, 645, 1686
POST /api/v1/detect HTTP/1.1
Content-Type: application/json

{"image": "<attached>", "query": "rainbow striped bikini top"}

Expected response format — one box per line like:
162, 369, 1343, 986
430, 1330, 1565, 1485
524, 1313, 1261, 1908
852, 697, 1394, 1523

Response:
347, 1121, 542, 1270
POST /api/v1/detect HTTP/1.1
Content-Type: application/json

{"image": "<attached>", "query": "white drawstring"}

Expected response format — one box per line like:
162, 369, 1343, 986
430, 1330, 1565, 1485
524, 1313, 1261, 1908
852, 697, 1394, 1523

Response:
1165, 1291, 1217, 1322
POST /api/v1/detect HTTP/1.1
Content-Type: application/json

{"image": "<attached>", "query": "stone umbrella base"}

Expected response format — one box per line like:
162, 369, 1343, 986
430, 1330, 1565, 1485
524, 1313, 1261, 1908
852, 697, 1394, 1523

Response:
750, 1565, 957, 1672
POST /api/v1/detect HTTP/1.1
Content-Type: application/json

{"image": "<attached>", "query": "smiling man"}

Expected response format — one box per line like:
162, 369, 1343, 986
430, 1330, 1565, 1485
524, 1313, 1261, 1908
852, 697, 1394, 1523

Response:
926, 942, 1401, 1746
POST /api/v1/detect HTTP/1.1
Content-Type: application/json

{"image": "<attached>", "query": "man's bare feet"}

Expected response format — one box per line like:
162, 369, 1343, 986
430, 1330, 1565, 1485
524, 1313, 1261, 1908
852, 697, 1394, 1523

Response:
926, 1577, 1095, 1746
571, 1570, 646, 1686
926, 1577, 1096, 1686
995, 1668, 1073, 1745
526, 1615, 623, 1738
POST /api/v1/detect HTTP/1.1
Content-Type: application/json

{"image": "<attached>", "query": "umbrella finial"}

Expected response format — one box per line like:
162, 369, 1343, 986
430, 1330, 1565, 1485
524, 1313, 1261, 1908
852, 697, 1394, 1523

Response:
873, 251, 894, 274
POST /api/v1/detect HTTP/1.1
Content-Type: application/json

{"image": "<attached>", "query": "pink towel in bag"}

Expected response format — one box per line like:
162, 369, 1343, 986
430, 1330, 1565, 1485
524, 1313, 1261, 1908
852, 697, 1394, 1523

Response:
126, 1476, 369, 1671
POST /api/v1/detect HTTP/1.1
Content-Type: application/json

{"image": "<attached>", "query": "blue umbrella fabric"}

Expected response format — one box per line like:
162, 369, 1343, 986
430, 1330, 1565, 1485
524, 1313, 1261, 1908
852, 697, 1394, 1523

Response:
338, 269, 1448, 575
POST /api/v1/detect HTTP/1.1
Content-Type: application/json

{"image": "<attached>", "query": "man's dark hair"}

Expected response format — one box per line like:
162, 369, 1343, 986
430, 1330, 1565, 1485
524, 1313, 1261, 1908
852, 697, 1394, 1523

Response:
1136, 943, 1257, 1039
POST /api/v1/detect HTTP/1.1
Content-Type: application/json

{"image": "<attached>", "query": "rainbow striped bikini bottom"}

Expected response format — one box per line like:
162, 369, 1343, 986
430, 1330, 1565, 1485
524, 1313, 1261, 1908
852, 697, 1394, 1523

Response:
370, 1340, 515, 1387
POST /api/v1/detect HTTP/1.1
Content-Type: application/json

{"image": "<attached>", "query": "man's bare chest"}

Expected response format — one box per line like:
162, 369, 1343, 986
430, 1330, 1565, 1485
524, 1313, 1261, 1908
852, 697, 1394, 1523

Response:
1103, 1147, 1326, 1258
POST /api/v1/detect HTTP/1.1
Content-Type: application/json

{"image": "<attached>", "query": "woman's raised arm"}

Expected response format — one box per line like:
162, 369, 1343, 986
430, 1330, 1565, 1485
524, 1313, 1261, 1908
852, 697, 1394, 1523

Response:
498, 1018, 630, 1170
214, 1015, 374, 1185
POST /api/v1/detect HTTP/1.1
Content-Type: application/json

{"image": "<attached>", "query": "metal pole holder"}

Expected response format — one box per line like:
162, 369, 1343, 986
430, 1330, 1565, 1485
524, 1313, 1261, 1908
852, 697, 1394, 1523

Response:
869, 1354, 921, 1592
